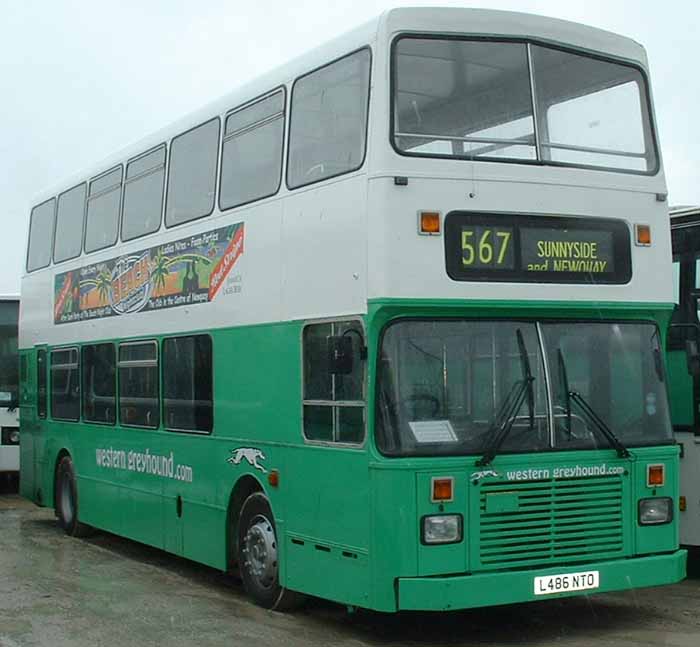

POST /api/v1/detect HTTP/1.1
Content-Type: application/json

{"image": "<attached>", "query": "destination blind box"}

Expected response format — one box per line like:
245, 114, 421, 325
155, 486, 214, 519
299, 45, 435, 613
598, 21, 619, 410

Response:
444, 212, 632, 284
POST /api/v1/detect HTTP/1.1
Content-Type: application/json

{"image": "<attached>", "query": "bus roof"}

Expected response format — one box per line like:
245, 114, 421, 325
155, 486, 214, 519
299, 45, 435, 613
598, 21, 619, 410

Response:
671, 206, 700, 219
30, 7, 650, 208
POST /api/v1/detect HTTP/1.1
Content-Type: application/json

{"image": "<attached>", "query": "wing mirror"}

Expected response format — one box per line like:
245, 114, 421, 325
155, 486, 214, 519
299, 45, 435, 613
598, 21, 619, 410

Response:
327, 336, 354, 375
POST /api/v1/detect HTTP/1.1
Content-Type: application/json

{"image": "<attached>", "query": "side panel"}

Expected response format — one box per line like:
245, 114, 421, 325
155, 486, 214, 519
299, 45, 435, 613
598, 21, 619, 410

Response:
678, 431, 700, 547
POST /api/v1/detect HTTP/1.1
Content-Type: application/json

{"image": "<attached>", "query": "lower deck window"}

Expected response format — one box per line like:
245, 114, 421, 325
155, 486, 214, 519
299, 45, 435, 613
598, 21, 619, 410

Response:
82, 343, 116, 424
51, 348, 80, 421
302, 321, 365, 444
162, 335, 213, 432
118, 341, 159, 428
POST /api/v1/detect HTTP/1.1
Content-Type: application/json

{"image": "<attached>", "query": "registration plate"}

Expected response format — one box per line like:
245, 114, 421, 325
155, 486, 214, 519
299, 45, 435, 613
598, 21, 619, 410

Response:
534, 570, 599, 595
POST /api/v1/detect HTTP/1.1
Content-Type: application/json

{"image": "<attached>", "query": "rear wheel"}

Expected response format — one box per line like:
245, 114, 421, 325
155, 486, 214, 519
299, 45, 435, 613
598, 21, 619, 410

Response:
56, 456, 92, 537
237, 492, 305, 611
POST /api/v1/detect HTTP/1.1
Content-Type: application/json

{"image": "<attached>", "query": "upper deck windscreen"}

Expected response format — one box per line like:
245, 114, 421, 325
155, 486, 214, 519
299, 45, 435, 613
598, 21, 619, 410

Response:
392, 36, 657, 174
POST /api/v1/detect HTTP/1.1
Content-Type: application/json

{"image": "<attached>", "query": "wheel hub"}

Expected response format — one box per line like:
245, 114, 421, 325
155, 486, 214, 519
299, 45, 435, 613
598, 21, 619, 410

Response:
242, 515, 277, 589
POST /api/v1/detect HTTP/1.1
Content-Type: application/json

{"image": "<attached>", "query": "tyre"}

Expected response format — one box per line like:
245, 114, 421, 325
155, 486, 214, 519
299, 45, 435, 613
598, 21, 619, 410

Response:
237, 492, 305, 611
56, 456, 92, 537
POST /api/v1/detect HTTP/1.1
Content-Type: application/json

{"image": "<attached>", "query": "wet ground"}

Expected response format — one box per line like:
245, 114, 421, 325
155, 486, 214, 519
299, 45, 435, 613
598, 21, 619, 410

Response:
1, 480, 700, 647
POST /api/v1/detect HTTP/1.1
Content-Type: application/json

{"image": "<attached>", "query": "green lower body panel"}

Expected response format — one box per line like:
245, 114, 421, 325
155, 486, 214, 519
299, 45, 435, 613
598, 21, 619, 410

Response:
397, 550, 687, 611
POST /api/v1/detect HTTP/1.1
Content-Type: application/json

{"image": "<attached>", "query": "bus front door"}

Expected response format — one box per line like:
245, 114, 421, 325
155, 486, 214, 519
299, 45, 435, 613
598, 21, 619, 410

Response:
19, 346, 48, 503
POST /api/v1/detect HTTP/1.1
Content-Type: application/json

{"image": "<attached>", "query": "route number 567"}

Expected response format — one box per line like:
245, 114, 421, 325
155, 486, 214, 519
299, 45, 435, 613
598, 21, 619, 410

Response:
462, 228, 512, 266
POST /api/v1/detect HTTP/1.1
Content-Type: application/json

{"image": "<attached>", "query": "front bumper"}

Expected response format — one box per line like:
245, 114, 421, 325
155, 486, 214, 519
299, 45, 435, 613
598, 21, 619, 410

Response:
397, 550, 687, 611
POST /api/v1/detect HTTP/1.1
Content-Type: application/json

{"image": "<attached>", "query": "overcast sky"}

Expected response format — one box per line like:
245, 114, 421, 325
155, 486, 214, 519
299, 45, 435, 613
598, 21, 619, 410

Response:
1, 0, 698, 295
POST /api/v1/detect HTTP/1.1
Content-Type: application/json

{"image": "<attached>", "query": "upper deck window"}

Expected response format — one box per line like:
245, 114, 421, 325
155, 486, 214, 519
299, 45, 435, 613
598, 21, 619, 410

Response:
165, 118, 220, 227
54, 184, 86, 263
85, 166, 122, 253
27, 199, 56, 272
122, 145, 166, 242
288, 49, 371, 189
220, 89, 285, 210
392, 36, 658, 174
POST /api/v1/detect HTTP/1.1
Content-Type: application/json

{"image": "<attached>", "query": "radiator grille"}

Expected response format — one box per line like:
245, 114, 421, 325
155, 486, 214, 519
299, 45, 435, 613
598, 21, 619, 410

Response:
478, 475, 624, 569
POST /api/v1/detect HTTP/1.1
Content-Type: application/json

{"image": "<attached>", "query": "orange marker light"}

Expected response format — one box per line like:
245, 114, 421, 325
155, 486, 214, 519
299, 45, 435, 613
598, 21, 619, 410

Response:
647, 464, 665, 487
268, 470, 280, 488
680, 496, 687, 512
432, 477, 454, 502
419, 211, 441, 235
635, 224, 651, 246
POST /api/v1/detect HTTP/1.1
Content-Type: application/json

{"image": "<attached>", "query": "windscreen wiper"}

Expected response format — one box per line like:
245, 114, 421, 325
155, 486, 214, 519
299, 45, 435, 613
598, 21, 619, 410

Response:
476, 329, 536, 467
557, 349, 572, 437
568, 390, 630, 458
476, 377, 534, 467
517, 329, 535, 432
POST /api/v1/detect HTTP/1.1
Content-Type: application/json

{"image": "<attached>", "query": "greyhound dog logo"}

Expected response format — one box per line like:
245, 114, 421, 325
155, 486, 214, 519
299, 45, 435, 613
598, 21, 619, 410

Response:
471, 469, 501, 483
228, 447, 267, 473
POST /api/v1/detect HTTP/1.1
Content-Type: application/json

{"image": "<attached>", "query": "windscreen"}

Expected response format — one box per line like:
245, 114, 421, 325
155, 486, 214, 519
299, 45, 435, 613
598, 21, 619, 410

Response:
392, 37, 657, 173
542, 322, 672, 450
0, 301, 19, 407
376, 321, 550, 456
376, 320, 673, 457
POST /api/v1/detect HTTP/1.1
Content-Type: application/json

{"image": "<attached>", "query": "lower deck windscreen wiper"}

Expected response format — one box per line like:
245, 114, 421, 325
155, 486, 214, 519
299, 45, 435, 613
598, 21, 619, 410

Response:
568, 391, 631, 458
476, 376, 534, 467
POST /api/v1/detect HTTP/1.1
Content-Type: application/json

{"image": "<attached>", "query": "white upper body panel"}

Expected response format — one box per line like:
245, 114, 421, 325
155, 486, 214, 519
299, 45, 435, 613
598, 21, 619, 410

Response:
20, 8, 670, 348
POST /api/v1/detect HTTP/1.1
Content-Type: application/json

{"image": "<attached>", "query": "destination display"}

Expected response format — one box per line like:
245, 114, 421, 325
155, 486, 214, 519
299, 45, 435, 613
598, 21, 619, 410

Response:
444, 213, 631, 284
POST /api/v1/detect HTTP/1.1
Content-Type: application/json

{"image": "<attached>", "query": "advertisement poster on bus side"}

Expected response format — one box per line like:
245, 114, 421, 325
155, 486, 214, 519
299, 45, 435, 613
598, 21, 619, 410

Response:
53, 222, 244, 325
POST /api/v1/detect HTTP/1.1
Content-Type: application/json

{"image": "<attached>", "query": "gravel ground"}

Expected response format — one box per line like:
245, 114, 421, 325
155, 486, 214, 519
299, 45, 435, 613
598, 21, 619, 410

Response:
1, 488, 699, 647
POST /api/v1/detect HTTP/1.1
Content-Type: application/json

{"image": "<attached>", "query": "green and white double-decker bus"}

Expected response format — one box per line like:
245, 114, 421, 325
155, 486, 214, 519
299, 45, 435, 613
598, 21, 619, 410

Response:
20, 8, 684, 612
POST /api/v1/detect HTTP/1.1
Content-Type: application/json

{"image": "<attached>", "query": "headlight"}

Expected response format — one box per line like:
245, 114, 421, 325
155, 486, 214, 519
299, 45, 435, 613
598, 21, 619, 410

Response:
1, 427, 19, 445
638, 497, 673, 525
421, 514, 462, 545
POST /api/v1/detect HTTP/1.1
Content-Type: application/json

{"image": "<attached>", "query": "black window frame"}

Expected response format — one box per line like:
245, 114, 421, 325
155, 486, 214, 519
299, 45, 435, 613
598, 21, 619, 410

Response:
389, 34, 661, 177
161, 334, 214, 434
374, 316, 676, 458
81, 343, 117, 426
164, 117, 221, 229
286, 47, 372, 191
50, 347, 80, 422
120, 143, 168, 243
117, 340, 160, 429
301, 319, 366, 446
27, 198, 57, 273
84, 165, 123, 254
53, 183, 87, 265
218, 87, 286, 212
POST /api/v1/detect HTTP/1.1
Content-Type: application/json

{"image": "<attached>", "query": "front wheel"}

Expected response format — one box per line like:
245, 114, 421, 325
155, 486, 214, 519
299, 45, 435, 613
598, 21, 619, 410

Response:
56, 456, 92, 537
237, 492, 304, 611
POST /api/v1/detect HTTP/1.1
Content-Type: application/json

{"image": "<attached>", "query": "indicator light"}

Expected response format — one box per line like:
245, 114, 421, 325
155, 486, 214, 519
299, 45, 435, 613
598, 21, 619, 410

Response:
646, 463, 665, 487
635, 224, 651, 246
418, 211, 441, 236
431, 477, 454, 502
268, 470, 280, 488
680, 496, 687, 512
